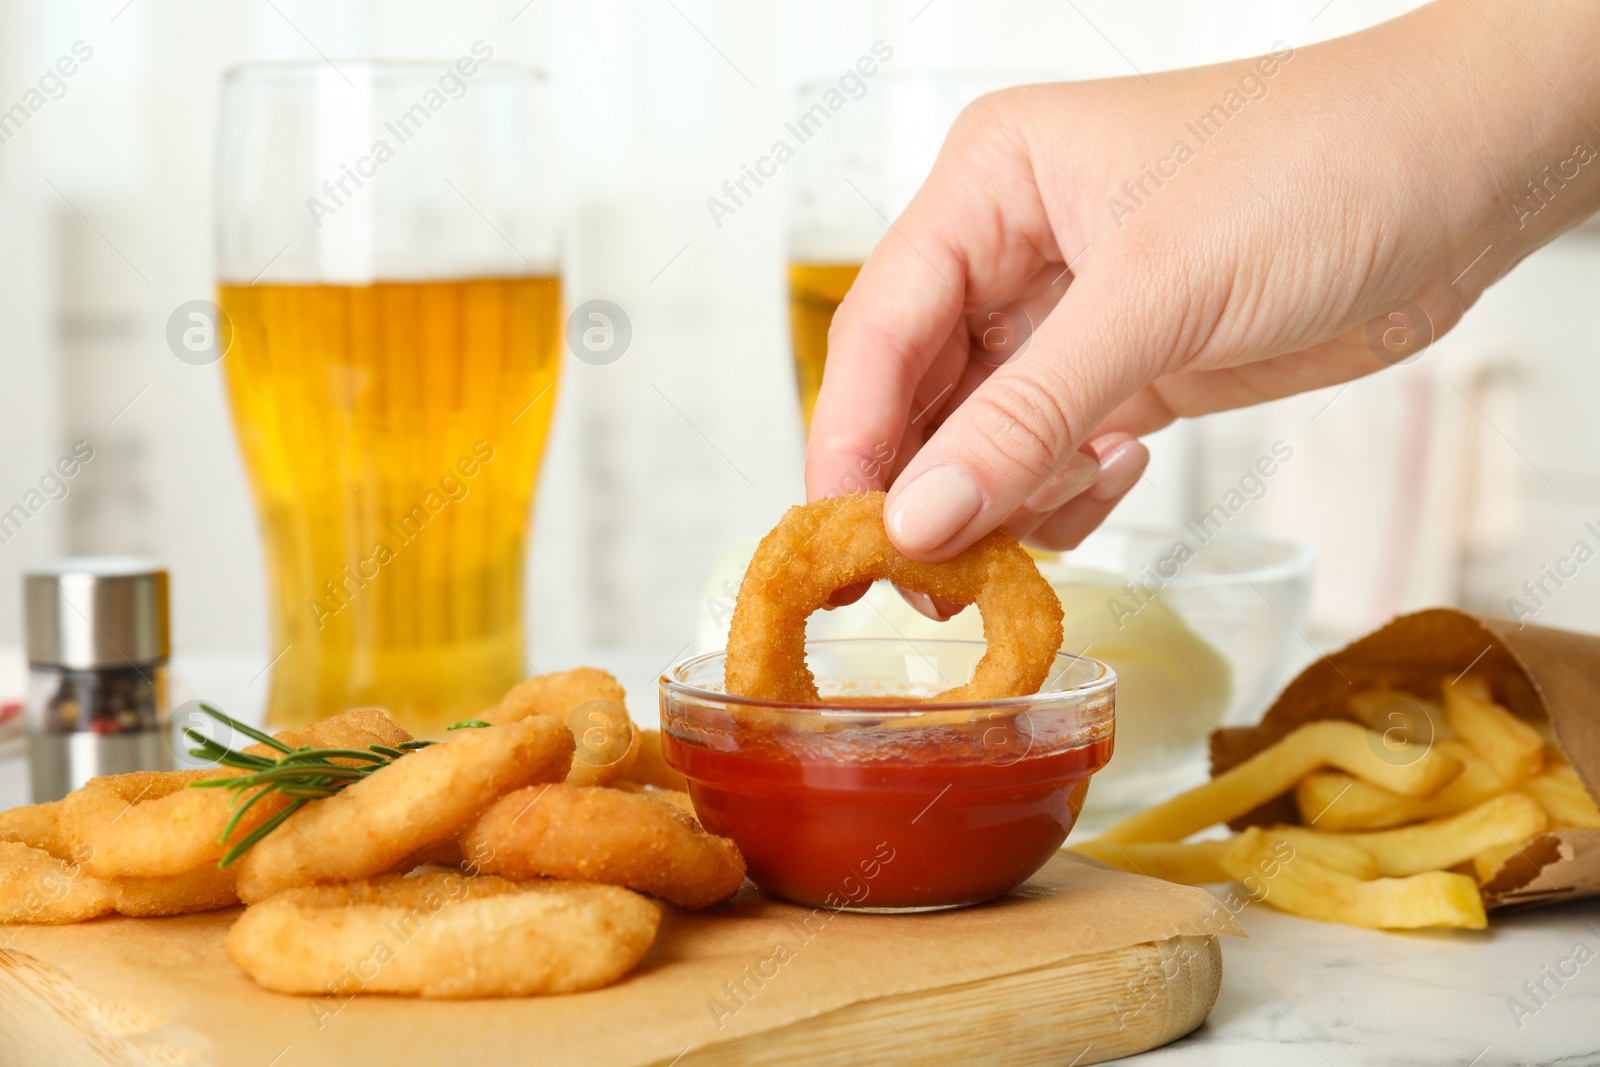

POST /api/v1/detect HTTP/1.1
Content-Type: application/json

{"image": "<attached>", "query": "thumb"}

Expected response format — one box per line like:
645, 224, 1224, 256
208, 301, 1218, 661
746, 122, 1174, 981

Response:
883, 280, 1140, 561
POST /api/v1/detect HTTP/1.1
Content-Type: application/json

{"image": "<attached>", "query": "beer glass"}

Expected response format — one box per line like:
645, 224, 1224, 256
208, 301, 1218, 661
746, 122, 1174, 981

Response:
215, 61, 560, 735
787, 72, 1007, 430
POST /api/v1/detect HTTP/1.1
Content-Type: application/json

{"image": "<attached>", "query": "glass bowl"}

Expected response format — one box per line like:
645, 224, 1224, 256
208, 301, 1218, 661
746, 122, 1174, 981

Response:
1040, 528, 1315, 810
659, 639, 1115, 912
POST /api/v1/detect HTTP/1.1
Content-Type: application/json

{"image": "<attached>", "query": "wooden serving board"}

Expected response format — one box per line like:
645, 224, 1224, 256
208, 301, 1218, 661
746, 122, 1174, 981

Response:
0, 855, 1232, 1067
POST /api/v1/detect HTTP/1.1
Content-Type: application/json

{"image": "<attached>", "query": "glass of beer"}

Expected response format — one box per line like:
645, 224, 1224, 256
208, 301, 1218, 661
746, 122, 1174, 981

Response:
787, 71, 1021, 430
215, 60, 560, 735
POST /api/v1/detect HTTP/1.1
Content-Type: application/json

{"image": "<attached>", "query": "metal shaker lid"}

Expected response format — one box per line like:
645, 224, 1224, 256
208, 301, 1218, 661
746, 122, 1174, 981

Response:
24, 557, 170, 668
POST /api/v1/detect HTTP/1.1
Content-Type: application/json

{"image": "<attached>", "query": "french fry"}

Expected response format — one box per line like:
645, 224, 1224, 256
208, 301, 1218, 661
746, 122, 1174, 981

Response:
1435, 738, 1514, 790
1069, 838, 1232, 885
1090, 665, 1589, 931
1293, 773, 1455, 831
1258, 826, 1378, 878
1326, 792, 1549, 877
1099, 720, 1462, 844
1443, 678, 1545, 786
1522, 764, 1600, 829
1223, 829, 1487, 930
1294, 740, 1509, 831
1348, 688, 1447, 742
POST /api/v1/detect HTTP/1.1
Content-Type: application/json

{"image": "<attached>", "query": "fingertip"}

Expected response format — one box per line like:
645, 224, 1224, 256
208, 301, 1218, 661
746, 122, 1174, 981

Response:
1024, 440, 1149, 551
825, 581, 871, 609
884, 465, 985, 562
805, 440, 885, 502
895, 587, 963, 622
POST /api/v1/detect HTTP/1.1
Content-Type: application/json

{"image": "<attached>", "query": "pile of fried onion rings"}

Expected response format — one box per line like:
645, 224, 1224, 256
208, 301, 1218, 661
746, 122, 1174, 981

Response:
0, 669, 741, 1000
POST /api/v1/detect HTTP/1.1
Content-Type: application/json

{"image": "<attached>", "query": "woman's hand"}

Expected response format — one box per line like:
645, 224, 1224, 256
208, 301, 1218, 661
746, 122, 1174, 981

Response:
806, 0, 1600, 560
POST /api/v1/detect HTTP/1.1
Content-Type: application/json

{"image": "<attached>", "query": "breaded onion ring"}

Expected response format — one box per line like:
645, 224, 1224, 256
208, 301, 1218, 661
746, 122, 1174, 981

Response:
389, 835, 465, 874
224, 872, 659, 997
486, 668, 639, 787
0, 842, 115, 924
262, 707, 414, 756
618, 729, 689, 792
235, 715, 574, 904
0, 800, 76, 862
462, 784, 746, 909
110, 865, 238, 917
66, 709, 414, 880
725, 492, 1064, 703
65, 769, 252, 879
0, 841, 241, 923
612, 782, 696, 815
0, 823, 239, 921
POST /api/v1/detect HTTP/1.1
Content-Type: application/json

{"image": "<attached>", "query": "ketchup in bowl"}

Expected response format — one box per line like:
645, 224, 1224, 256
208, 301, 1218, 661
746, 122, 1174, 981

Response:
660, 640, 1116, 912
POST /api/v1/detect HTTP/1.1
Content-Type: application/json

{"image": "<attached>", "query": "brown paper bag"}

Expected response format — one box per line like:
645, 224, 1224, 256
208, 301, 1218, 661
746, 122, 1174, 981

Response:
1210, 608, 1600, 908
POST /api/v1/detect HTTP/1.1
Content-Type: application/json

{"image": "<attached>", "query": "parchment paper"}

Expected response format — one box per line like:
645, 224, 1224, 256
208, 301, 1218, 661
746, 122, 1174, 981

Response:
1, 851, 1241, 1067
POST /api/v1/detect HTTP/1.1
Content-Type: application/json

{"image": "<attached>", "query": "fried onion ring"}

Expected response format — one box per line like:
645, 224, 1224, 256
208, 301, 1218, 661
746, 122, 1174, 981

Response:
462, 784, 746, 909
0, 840, 240, 923
224, 872, 659, 997
64, 769, 249, 879
0, 800, 76, 862
0, 842, 115, 924
485, 668, 639, 787
110, 864, 239, 917
260, 707, 414, 757
617, 729, 689, 792
389, 835, 465, 874
235, 715, 574, 903
724, 492, 1063, 703
613, 781, 696, 815
65, 709, 415, 880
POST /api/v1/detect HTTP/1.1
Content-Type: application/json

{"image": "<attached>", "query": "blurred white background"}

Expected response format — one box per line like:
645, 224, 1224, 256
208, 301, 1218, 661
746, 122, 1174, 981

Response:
1, 0, 1597, 705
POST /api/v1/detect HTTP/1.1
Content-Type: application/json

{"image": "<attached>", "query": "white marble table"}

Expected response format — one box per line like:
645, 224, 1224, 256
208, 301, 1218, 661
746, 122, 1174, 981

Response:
3, 650, 1598, 1066
1128, 890, 1600, 1066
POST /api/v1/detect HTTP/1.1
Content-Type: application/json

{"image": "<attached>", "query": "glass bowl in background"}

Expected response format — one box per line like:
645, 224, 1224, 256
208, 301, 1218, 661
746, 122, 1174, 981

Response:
660, 640, 1115, 912
696, 527, 1312, 817
1041, 528, 1315, 811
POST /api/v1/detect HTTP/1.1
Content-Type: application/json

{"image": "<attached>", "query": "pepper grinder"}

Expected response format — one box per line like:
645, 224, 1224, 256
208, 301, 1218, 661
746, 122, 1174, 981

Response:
24, 558, 172, 802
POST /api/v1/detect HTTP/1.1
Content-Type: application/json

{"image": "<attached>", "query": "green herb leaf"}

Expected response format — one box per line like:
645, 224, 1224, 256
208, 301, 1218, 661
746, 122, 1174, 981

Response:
182, 704, 493, 867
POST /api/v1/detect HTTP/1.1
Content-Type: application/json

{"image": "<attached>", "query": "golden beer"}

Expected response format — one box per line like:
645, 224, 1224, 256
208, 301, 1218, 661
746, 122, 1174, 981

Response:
219, 276, 562, 734
786, 262, 860, 429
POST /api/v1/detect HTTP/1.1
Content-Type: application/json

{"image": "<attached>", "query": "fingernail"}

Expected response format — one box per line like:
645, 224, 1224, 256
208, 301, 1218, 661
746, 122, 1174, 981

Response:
1023, 450, 1100, 513
887, 466, 983, 555
1088, 440, 1147, 502
898, 589, 953, 622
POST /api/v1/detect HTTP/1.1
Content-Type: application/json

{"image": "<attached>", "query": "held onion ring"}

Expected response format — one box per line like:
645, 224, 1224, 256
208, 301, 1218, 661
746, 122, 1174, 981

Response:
724, 492, 1064, 703
224, 872, 659, 997
462, 784, 746, 909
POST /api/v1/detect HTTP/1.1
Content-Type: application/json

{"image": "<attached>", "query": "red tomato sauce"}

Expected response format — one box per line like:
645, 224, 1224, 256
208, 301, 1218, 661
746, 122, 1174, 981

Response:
664, 723, 1113, 910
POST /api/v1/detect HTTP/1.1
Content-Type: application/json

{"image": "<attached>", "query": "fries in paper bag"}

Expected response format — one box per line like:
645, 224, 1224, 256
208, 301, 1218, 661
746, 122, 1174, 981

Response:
1074, 609, 1600, 930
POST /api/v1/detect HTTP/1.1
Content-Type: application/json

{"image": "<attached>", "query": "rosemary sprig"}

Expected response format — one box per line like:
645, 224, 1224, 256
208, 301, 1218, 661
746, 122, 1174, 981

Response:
183, 703, 489, 867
